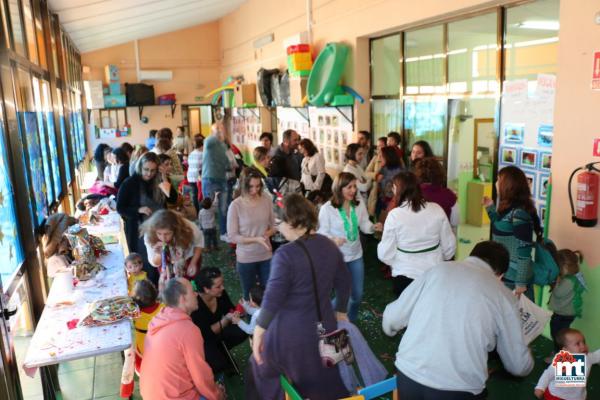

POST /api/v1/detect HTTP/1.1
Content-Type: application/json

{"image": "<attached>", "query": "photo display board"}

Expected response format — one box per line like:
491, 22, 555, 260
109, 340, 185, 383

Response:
499, 74, 556, 228
308, 106, 354, 170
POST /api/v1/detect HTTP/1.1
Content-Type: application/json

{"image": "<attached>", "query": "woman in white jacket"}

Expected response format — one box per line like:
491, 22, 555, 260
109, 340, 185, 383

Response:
299, 138, 326, 192
343, 143, 372, 202
318, 172, 382, 321
377, 171, 456, 297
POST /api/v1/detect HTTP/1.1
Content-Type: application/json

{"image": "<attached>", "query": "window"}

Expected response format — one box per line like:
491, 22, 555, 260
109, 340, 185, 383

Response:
371, 99, 402, 139
371, 34, 401, 96
42, 80, 61, 198
404, 25, 445, 94
448, 13, 498, 94
403, 98, 447, 157
56, 89, 71, 184
50, 15, 60, 77
7, 0, 26, 57
32, 76, 54, 204
33, 1, 47, 69
21, 0, 38, 64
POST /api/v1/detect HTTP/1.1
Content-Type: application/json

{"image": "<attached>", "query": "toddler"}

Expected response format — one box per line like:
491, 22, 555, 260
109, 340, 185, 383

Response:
548, 249, 586, 353
198, 192, 219, 251
232, 285, 263, 335
125, 253, 147, 294
535, 328, 599, 400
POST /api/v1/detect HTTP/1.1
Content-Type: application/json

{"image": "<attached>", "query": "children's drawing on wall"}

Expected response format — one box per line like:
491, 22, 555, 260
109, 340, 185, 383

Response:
539, 174, 550, 200
520, 149, 537, 170
504, 123, 524, 144
537, 124, 553, 147
501, 146, 517, 164
525, 172, 536, 197
331, 115, 339, 127
318, 116, 324, 126
539, 152, 552, 171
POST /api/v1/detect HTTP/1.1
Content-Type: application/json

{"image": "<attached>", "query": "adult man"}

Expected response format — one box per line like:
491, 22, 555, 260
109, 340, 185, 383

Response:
140, 278, 223, 400
356, 130, 373, 169
201, 122, 230, 241
383, 241, 533, 399
271, 129, 302, 181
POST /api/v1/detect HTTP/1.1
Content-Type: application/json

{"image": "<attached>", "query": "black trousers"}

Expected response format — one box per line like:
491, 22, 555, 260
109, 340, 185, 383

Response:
205, 325, 248, 374
397, 370, 487, 400
550, 313, 575, 352
393, 275, 414, 297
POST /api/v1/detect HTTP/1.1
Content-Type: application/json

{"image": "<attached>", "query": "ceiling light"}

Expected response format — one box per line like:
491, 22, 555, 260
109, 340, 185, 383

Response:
517, 20, 559, 31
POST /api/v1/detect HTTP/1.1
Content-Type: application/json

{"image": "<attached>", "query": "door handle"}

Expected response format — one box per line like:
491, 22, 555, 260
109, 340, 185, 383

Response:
2, 308, 17, 319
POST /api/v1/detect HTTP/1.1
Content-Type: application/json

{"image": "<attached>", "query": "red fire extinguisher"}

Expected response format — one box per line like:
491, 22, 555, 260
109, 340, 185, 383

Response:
568, 162, 600, 227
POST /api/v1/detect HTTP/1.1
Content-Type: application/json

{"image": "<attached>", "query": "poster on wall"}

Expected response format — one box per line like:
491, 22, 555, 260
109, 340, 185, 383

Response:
499, 74, 556, 230
22, 111, 48, 225
308, 106, 353, 169
0, 124, 25, 285
277, 107, 310, 140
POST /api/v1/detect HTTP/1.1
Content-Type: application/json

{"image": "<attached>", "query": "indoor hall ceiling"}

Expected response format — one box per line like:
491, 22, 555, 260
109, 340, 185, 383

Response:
48, 0, 246, 53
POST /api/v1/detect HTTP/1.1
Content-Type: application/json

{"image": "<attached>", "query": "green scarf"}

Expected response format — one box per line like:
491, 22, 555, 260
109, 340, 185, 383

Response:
338, 205, 358, 242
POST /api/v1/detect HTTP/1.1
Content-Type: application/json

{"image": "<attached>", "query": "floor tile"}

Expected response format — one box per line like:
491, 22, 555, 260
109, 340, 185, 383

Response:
92, 363, 122, 398
58, 368, 94, 400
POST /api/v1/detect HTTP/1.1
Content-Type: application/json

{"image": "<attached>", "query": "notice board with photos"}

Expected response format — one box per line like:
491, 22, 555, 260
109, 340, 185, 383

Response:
308, 106, 354, 170
499, 74, 556, 228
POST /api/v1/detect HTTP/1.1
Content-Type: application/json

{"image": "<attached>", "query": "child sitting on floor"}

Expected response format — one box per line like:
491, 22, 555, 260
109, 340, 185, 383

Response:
232, 285, 263, 336
535, 328, 600, 400
125, 253, 147, 294
548, 249, 587, 354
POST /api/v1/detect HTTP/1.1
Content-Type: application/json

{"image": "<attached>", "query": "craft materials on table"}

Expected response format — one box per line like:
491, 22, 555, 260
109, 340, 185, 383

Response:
23, 212, 131, 375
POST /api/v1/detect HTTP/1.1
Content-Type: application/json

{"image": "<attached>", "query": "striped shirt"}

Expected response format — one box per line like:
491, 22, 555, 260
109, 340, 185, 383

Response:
187, 149, 203, 183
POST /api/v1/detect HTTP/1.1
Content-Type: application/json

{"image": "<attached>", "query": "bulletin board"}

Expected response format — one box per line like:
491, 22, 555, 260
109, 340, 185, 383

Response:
276, 107, 310, 139
308, 106, 353, 170
499, 74, 556, 229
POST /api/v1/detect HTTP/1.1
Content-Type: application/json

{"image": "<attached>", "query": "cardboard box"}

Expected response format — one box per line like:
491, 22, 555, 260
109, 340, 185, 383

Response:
289, 77, 308, 107
84, 80, 104, 109
108, 82, 121, 95
104, 64, 120, 83
234, 83, 256, 107
103, 94, 126, 108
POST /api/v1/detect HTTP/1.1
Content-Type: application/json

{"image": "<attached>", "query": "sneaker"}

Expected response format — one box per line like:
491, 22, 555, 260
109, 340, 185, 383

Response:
220, 234, 229, 243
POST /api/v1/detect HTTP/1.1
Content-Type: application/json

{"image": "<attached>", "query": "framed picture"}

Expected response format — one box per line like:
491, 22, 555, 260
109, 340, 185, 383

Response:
539, 152, 552, 171
520, 149, 538, 170
538, 204, 547, 226
504, 123, 524, 144
525, 171, 537, 198
500, 146, 518, 165
537, 124, 553, 147
539, 174, 550, 200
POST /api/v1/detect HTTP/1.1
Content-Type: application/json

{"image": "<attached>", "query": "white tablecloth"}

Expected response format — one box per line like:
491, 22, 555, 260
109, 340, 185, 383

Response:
23, 214, 131, 370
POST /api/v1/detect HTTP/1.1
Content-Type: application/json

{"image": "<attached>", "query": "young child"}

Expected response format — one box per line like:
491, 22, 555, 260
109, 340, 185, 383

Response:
548, 249, 586, 353
535, 328, 600, 400
121, 279, 164, 397
125, 253, 147, 294
232, 285, 263, 335
198, 192, 219, 251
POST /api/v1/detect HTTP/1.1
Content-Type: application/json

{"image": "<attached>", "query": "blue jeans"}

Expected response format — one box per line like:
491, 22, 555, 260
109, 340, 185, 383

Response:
333, 257, 364, 322
202, 178, 228, 235
237, 259, 271, 300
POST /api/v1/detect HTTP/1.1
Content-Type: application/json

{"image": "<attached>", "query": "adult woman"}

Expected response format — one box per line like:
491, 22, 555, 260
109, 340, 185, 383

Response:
483, 166, 538, 300
299, 138, 326, 193
365, 137, 387, 216
140, 209, 203, 279
152, 128, 184, 176
376, 146, 403, 213
191, 268, 247, 374
93, 143, 112, 181
409, 140, 434, 166
259, 132, 277, 158
414, 157, 459, 229
252, 146, 270, 178
251, 194, 351, 400
343, 143, 372, 202
108, 147, 130, 190
116, 152, 178, 277
173, 125, 191, 155
129, 145, 148, 176
227, 170, 275, 300
377, 171, 456, 297
318, 172, 382, 321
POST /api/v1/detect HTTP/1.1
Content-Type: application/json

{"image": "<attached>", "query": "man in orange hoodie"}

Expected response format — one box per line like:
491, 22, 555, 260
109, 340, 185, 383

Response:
140, 278, 224, 400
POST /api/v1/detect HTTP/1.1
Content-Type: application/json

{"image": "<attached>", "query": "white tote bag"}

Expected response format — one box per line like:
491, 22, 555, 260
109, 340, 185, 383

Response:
518, 295, 552, 344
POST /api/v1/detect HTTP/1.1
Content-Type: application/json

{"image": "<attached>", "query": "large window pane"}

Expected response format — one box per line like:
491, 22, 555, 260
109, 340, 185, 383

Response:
32, 77, 54, 204
371, 99, 402, 139
22, 0, 38, 64
42, 81, 61, 198
404, 98, 447, 157
34, 2, 47, 69
405, 25, 445, 94
57, 89, 71, 184
504, 0, 559, 88
7, 0, 26, 56
371, 35, 401, 96
448, 13, 498, 94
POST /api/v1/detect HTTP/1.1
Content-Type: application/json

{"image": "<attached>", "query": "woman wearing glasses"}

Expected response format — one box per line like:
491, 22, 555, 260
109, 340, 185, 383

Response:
249, 194, 351, 400
117, 152, 178, 283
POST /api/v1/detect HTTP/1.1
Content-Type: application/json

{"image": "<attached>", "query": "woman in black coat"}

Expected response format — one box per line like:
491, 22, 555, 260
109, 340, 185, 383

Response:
116, 152, 177, 283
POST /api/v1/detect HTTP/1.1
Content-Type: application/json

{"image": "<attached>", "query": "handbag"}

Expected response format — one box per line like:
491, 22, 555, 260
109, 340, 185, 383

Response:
296, 239, 354, 368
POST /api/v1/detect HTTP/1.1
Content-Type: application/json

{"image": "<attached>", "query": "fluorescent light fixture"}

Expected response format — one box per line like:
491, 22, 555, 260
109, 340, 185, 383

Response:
517, 20, 559, 31
253, 33, 275, 49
